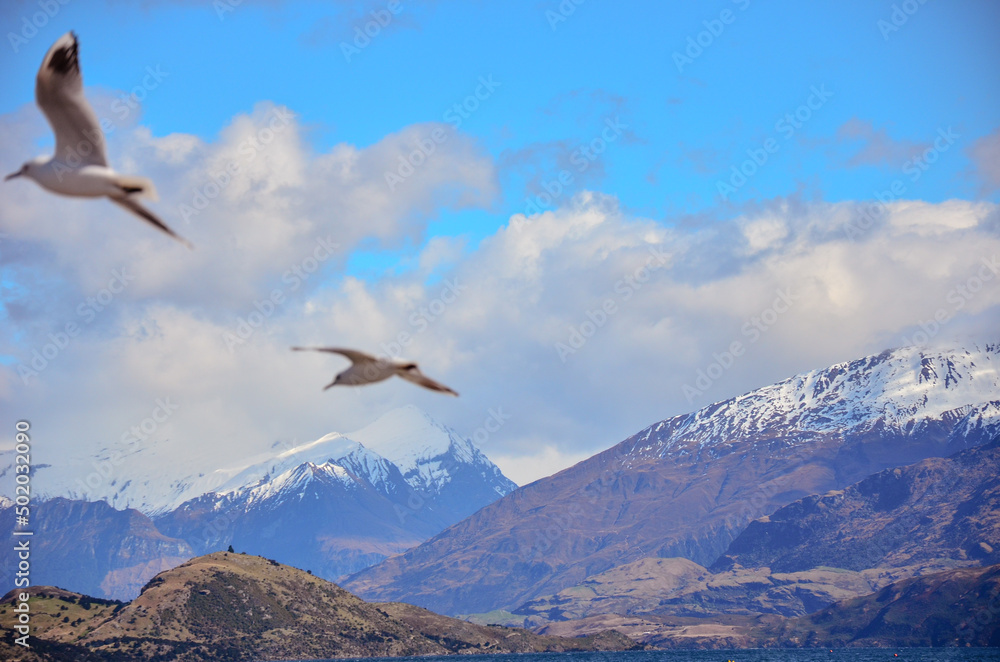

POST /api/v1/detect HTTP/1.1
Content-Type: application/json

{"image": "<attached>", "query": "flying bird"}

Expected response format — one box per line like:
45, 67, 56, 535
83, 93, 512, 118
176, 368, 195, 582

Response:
292, 347, 459, 396
4, 31, 192, 249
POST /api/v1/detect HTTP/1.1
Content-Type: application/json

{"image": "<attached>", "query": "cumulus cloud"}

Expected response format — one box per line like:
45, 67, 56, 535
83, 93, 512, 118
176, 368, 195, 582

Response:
1, 98, 998, 493
280, 191, 999, 484
0, 99, 497, 312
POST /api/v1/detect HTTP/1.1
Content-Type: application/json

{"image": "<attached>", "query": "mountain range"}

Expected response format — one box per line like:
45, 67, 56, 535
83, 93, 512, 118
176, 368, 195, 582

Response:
0, 406, 517, 600
3, 341, 998, 649
505, 435, 1000, 631
0, 404, 515, 518
343, 343, 1000, 616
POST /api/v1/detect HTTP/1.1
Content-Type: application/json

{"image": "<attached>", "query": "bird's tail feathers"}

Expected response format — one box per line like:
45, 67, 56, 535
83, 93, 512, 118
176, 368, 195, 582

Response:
115, 175, 158, 202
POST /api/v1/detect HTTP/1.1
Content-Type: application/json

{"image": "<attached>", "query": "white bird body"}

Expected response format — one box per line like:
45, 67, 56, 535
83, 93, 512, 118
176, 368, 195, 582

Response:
22, 160, 144, 199
292, 347, 459, 396
5, 31, 191, 248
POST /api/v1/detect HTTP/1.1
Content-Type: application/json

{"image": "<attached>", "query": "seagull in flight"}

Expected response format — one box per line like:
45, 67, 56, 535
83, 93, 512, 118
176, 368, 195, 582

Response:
292, 347, 459, 396
5, 32, 192, 249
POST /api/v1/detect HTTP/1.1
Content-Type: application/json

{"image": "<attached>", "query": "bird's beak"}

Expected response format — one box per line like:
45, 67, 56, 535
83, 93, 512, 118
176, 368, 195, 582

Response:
4, 169, 23, 181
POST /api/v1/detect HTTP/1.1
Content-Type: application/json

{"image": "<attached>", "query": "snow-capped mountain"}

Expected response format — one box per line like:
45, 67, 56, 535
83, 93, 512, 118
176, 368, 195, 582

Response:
209, 433, 410, 506
0, 407, 519, 599
351, 406, 479, 491
0, 407, 515, 518
344, 342, 1000, 616
349, 405, 518, 520
148, 406, 518, 582
629, 343, 1000, 459
238, 461, 358, 507
151, 447, 448, 583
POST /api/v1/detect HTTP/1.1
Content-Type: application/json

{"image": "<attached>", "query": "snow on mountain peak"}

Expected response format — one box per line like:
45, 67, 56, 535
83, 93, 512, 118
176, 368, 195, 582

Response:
348, 405, 479, 492
213, 432, 363, 497
635, 342, 1000, 457
1, 404, 512, 517
242, 461, 355, 506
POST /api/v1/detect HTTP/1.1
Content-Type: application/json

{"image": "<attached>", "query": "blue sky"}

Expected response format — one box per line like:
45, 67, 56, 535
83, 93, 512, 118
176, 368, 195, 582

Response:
4, 0, 997, 239
1, 0, 999, 488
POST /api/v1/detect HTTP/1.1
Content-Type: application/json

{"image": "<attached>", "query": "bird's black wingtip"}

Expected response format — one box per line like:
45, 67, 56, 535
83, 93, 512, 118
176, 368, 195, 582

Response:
48, 31, 80, 76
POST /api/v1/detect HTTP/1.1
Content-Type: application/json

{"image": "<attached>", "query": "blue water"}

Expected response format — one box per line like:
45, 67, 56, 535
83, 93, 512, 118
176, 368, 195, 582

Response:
308, 649, 1000, 662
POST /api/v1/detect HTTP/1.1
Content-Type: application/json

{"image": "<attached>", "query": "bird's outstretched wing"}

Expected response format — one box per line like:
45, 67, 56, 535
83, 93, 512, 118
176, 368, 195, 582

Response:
398, 369, 459, 397
291, 347, 377, 365
110, 197, 194, 249
35, 32, 107, 168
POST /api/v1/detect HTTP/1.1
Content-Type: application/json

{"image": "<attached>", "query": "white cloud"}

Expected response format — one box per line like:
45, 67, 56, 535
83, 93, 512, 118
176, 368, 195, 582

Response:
2, 99, 999, 495
740, 215, 788, 254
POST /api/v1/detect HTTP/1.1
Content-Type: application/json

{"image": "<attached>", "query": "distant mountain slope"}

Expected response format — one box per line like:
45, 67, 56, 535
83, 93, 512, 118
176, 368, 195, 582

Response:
344, 343, 1000, 616
530, 564, 1000, 649
511, 557, 881, 623
0, 553, 638, 661
759, 563, 1000, 647
154, 455, 447, 582
0, 408, 518, 601
0, 498, 192, 601
0, 406, 516, 519
153, 408, 518, 584
514, 438, 1000, 624
714, 436, 1000, 573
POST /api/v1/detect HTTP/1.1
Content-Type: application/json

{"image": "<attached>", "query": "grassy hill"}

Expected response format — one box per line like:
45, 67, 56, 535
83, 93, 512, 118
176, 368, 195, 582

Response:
0, 552, 637, 661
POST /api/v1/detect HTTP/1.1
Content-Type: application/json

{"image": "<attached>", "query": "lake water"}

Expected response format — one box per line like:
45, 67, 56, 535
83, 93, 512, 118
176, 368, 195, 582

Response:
311, 649, 1000, 662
